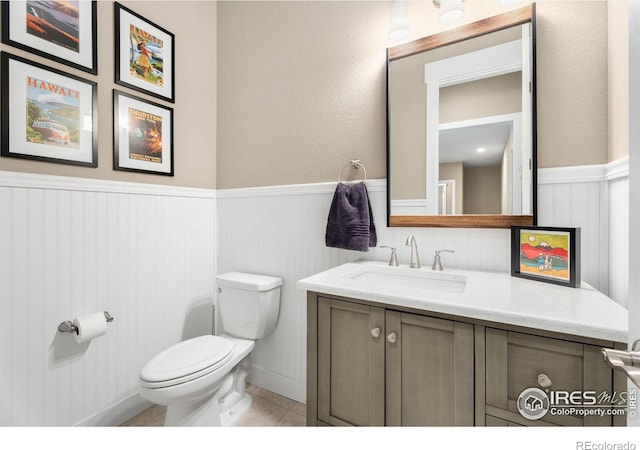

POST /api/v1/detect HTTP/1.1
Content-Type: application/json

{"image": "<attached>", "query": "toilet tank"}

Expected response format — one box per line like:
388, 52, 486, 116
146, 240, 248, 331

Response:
216, 272, 282, 339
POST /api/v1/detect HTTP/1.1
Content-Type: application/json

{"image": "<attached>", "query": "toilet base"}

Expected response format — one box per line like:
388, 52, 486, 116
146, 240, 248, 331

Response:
164, 394, 223, 426
163, 391, 253, 426
220, 393, 252, 426
163, 354, 253, 426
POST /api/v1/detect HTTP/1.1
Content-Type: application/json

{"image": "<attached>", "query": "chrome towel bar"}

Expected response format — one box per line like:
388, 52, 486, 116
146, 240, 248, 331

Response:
337, 159, 367, 183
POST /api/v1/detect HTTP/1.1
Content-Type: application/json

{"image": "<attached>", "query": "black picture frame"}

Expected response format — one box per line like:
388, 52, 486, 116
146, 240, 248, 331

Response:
1, 52, 98, 167
114, 2, 175, 103
511, 226, 581, 288
1, 1, 98, 75
113, 89, 174, 176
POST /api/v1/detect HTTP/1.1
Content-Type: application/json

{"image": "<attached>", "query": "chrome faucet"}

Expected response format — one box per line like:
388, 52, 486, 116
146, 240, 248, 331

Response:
405, 235, 420, 268
432, 249, 455, 271
380, 246, 399, 266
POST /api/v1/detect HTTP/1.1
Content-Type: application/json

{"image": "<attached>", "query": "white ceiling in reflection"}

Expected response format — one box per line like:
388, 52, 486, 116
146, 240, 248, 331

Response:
439, 121, 513, 167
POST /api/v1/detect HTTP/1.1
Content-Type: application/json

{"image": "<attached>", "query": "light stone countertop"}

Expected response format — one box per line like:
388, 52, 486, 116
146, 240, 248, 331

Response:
297, 260, 628, 343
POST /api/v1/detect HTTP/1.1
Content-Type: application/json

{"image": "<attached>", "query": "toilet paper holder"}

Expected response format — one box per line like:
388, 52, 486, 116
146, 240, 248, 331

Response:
58, 311, 114, 334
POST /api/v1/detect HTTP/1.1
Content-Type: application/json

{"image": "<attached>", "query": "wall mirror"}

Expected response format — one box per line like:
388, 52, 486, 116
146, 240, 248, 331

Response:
387, 5, 537, 228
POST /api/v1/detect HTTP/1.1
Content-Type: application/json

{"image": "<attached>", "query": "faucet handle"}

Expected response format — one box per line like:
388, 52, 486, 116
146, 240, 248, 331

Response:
432, 249, 455, 271
380, 246, 399, 266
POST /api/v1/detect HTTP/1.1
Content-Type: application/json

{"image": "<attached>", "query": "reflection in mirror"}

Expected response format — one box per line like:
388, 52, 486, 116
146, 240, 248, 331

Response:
440, 115, 522, 215
387, 5, 536, 228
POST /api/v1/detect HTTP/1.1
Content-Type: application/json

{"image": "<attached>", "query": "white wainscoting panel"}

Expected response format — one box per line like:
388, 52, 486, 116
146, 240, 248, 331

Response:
218, 162, 628, 403
538, 159, 629, 303
2, 160, 627, 423
216, 180, 514, 403
536, 180, 609, 291
0, 172, 216, 426
608, 177, 629, 307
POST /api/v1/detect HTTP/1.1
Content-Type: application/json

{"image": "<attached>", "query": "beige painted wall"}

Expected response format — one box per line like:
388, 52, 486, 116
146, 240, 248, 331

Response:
217, 0, 614, 189
608, 0, 629, 162
536, 1, 609, 168
0, 1, 217, 189
463, 165, 501, 214
2, 2, 619, 189
217, 1, 389, 188
440, 73, 521, 123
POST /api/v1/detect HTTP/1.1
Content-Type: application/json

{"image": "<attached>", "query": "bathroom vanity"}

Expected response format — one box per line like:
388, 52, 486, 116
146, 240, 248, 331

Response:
298, 261, 628, 427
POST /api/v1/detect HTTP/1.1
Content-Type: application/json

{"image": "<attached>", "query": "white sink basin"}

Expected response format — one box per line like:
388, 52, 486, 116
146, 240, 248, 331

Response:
343, 265, 467, 293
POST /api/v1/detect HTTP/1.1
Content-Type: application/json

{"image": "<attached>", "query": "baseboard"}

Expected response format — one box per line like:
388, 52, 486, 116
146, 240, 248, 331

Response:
74, 394, 153, 426
74, 367, 304, 427
247, 365, 306, 404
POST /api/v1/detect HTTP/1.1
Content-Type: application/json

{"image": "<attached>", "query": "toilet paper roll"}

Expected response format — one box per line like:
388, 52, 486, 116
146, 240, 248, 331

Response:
73, 312, 108, 344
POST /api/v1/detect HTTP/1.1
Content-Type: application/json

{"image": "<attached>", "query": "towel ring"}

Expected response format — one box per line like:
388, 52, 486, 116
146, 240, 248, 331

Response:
337, 160, 367, 183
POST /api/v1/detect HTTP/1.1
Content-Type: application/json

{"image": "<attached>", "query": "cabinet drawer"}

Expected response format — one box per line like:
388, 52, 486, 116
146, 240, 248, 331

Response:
485, 328, 613, 426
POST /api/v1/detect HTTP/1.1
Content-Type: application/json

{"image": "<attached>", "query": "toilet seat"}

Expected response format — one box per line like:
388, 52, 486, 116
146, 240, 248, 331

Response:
139, 335, 234, 389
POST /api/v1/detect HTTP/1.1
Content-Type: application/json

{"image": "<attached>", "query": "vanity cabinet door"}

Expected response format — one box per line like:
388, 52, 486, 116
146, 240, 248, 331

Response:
317, 297, 385, 426
385, 310, 474, 426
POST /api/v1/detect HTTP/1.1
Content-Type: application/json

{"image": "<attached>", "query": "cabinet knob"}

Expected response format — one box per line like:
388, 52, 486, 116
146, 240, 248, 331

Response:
537, 373, 552, 388
371, 327, 381, 338
387, 332, 398, 344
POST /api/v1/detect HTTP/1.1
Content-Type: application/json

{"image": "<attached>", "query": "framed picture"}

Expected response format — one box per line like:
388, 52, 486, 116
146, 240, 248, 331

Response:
511, 226, 581, 288
113, 89, 173, 176
1, 1, 98, 75
1, 52, 97, 167
114, 2, 174, 103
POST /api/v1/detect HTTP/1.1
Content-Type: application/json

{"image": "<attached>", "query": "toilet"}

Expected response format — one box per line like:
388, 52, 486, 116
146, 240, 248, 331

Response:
138, 272, 282, 426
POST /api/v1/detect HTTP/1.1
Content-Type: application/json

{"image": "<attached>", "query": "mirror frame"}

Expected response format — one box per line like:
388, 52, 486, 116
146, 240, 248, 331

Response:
386, 4, 537, 229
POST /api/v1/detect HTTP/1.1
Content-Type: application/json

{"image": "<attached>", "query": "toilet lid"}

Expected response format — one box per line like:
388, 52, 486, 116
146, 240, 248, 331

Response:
140, 335, 234, 384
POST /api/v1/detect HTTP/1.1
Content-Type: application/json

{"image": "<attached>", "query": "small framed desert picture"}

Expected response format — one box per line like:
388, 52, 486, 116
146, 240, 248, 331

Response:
511, 226, 581, 288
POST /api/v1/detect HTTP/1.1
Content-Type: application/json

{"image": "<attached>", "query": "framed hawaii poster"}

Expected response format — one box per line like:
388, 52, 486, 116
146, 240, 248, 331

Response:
1, 52, 97, 167
114, 2, 174, 103
511, 226, 581, 288
2, 1, 98, 74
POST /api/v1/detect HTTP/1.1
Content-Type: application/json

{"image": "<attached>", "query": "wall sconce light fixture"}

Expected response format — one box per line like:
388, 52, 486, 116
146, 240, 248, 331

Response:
388, 0, 411, 40
433, 0, 465, 25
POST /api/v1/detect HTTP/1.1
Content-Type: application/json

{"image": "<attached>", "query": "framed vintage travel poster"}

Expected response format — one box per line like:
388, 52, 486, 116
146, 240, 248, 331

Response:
1, 52, 97, 167
113, 90, 173, 176
511, 226, 581, 288
1, 1, 98, 74
114, 2, 174, 103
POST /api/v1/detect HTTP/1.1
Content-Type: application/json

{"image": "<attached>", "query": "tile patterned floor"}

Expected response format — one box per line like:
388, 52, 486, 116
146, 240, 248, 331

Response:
120, 384, 306, 427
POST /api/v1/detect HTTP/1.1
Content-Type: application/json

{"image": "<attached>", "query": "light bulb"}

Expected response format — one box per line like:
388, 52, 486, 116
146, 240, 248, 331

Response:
437, 0, 465, 26
388, 0, 411, 41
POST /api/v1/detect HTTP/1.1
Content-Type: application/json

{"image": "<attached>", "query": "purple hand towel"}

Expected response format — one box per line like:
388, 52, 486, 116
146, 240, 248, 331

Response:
325, 182, 377, 252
